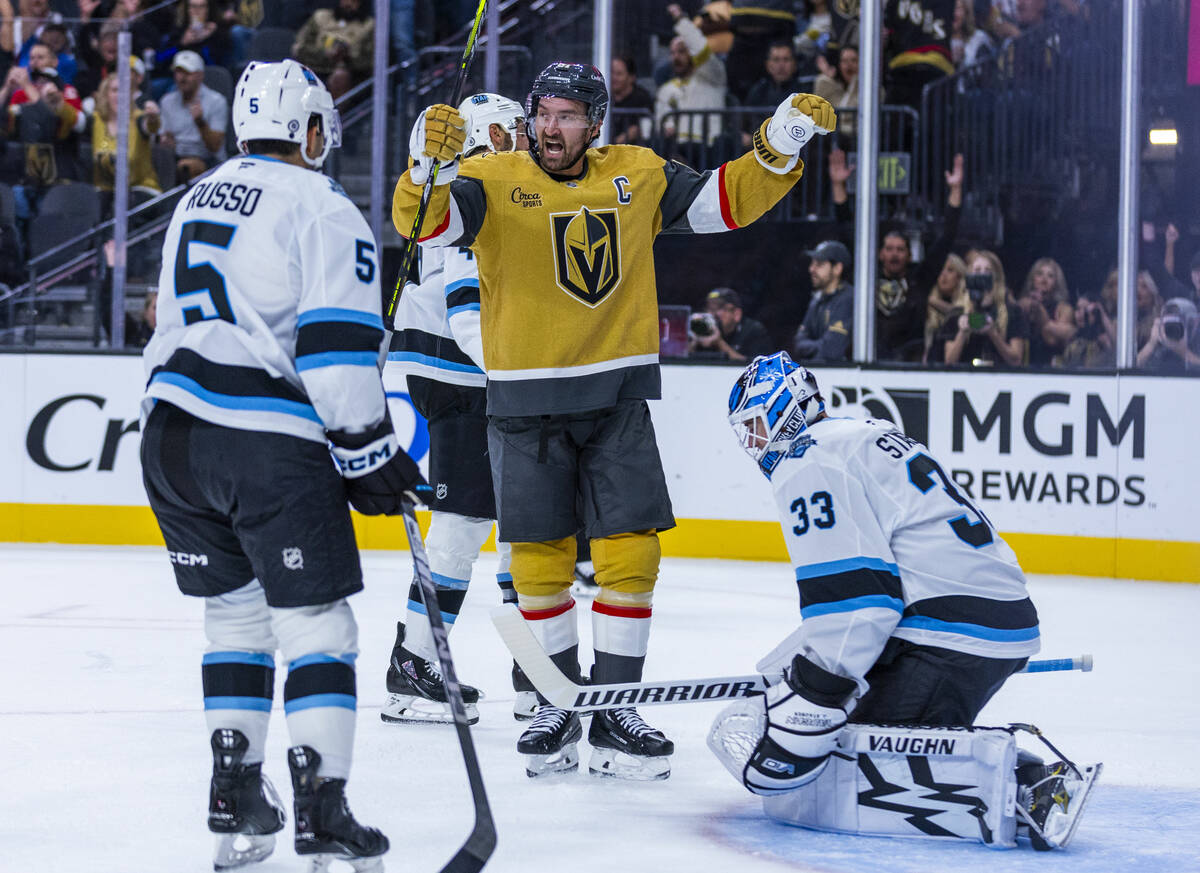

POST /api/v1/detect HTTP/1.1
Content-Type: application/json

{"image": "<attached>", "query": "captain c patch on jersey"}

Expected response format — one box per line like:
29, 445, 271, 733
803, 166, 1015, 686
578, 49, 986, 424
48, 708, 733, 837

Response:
549, 206, 622, 307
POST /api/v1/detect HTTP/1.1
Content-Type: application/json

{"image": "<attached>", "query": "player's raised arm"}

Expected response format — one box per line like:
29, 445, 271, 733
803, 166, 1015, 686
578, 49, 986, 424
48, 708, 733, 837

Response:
658, 92, 836, 234
391, 103, 485, 247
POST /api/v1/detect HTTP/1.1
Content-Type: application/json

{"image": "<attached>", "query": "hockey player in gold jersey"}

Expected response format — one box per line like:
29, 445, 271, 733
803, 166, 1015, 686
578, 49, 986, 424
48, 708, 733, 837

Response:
394, 62, 836, 780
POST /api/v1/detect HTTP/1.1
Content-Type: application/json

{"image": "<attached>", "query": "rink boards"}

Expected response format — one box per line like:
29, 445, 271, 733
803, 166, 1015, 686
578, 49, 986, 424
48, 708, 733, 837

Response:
1, 352, 1196, 582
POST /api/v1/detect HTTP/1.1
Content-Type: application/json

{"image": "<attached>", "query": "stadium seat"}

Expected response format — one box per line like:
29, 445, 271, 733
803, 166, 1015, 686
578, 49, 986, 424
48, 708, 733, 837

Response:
0, 182, 16, 228
39, 182, 101, 228
203, 65, 235, 105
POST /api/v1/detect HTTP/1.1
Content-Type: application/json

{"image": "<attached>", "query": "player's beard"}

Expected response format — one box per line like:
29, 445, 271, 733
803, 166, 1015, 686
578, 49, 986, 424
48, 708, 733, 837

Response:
537, 131, 589, 174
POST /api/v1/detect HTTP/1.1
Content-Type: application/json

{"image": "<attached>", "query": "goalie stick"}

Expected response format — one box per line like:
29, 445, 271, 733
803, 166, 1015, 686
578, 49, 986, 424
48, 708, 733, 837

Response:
402, 500, 495, 873
490, 605, 1092, 712
383, 0, 488, 331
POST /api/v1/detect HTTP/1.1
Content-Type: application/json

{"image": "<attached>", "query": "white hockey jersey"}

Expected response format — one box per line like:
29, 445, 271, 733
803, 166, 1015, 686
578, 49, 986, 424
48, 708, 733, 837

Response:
388, 245, 486, 387
143, 156, 388, 444
768, 416, 1040, 690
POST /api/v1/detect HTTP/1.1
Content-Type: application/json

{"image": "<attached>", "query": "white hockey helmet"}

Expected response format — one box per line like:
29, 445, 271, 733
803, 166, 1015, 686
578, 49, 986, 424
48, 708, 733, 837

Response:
232, 60, 342, 169
728, 352, 825, 478
457, 92, 525, 155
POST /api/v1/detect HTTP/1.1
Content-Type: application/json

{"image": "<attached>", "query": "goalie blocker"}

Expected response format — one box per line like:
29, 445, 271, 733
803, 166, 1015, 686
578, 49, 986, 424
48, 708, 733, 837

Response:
709, 716, 1101, 851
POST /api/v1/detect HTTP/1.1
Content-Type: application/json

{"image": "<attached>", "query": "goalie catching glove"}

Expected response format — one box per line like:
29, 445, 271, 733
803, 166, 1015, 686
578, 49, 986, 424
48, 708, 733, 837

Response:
408, 103, 467, 185
734, 653, 857, 795
329, 415, 432, 515
753, 93, 836, 175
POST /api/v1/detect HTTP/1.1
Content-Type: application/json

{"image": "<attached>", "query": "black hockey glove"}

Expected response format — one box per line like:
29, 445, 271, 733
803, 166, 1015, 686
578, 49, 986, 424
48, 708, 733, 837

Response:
328, 417, 432, 515
743, 654, 857, 795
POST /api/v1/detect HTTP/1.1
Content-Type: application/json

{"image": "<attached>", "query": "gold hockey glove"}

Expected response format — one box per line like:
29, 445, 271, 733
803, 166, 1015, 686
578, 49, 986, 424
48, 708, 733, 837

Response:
408, 104, 467, 185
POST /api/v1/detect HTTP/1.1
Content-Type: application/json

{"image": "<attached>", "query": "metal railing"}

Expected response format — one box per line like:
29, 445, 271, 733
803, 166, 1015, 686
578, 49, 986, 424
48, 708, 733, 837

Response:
918, 4, 1123, 235
0, 185, 186, 346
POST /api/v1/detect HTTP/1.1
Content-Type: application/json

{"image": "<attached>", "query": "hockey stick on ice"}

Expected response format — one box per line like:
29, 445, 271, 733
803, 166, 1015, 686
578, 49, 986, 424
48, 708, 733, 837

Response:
401, 500, 495, 873
491, 604, 1092, 712
383, 0, 488, 331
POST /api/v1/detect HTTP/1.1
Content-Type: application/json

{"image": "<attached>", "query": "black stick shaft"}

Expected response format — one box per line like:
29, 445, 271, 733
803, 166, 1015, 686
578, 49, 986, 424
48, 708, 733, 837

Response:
400, 501, 496, 873
384, 0, 489, 330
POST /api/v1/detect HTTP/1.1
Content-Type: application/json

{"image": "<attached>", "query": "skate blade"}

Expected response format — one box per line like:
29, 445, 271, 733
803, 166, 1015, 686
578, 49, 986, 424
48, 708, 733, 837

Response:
303, 855, 385, 873
513, 692, 538, 722
588, 747, 671, 781
524, 743, 580, 778
1042, 762, 1103, 849
380, 694, 479, 726
213, 833, 275, 870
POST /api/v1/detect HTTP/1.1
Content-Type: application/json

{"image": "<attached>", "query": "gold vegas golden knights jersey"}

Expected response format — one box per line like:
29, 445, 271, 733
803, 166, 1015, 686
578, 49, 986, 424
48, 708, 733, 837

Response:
392, 144, 803, 416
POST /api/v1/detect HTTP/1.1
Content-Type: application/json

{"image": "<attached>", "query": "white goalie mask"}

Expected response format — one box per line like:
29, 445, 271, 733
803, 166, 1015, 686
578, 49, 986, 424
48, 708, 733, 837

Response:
233, 60, 342, 169
457, 92, 525, 155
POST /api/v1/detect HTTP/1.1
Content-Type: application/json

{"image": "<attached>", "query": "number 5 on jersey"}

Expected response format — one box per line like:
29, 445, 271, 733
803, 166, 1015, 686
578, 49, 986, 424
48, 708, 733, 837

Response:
174, 220, 236, 324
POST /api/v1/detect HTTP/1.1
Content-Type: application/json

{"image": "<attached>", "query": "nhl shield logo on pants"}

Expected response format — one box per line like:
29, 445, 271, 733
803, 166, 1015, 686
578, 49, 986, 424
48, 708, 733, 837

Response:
550, 206, 622, 307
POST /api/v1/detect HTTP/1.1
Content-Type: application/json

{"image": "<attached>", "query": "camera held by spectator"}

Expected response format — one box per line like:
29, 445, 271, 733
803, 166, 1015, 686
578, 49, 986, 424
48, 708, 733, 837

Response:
1162, 308, 1188, 343
965, 272, 996, 330
1075, 298, 1106, 342
689, 310, 719, 339
688, 288, 773, 362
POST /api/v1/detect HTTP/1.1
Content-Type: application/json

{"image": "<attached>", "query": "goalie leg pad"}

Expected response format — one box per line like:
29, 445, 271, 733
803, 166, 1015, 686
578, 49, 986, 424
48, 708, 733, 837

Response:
765, 724, 1019, 847
710, 719, 1021, 847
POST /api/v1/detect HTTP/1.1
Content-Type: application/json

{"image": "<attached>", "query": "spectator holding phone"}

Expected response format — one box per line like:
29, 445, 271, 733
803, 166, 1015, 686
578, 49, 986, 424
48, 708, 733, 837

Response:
923, 253, 967, 361
935, 250, 1029, 366
1018, 257, 1075, 366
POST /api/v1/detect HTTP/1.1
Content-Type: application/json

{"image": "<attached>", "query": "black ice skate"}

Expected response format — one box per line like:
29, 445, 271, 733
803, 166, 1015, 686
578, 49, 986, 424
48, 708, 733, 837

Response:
571, 561, 598, 597
517, 704, 583, 778
288, 745, 389, 873
381, 625, 481, 725
588, 707, 674, 781
208, 728, 285, 871
512, 661, 537, 721
1017, 758, 1103, 850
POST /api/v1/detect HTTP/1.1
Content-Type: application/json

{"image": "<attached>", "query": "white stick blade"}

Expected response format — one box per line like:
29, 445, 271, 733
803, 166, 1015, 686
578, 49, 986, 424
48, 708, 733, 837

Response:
489, 605, 578, 708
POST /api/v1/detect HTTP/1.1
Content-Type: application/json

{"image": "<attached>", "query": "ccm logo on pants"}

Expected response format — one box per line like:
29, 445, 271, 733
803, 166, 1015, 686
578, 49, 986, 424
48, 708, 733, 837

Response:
168, 551, 209, 566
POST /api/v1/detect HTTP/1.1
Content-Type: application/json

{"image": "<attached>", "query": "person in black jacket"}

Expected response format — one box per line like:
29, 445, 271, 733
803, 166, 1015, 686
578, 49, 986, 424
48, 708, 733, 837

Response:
829, 148, 964, 361
793, 239, 854, 361
691, 287, 774, 362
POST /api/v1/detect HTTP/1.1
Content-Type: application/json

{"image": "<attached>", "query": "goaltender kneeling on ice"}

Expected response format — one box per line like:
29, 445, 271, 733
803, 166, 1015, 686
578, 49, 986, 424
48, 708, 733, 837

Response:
707, 352, 1101, 851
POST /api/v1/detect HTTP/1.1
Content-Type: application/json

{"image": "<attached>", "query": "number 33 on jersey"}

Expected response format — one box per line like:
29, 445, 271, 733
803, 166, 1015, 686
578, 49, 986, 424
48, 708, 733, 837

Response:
771, 416, 1039, 679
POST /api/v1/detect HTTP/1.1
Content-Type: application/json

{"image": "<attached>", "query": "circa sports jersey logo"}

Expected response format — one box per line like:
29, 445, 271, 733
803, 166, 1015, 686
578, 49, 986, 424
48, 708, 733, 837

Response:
510, 187, 543, 207
549, 206, 622, 307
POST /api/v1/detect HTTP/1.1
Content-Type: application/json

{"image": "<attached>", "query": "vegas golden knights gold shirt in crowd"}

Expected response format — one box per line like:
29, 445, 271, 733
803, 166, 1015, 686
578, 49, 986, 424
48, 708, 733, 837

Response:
392, 144, 803, 416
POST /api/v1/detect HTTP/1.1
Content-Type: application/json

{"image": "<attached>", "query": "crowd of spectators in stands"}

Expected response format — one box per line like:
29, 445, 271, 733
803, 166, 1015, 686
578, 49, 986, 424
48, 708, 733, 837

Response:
0, 0, 1193, 373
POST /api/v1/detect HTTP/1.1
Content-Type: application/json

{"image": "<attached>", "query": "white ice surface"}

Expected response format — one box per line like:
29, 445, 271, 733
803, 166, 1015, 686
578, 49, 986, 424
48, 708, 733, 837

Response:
2, 544, 1198, 873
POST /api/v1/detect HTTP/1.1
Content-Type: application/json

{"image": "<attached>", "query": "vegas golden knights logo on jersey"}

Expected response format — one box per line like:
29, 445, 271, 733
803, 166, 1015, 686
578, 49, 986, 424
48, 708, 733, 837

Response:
550, 206, 622, 307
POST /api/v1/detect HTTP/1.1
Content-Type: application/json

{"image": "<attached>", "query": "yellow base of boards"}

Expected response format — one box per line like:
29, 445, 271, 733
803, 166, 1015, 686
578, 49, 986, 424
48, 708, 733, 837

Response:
1, 503, 1195, 583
